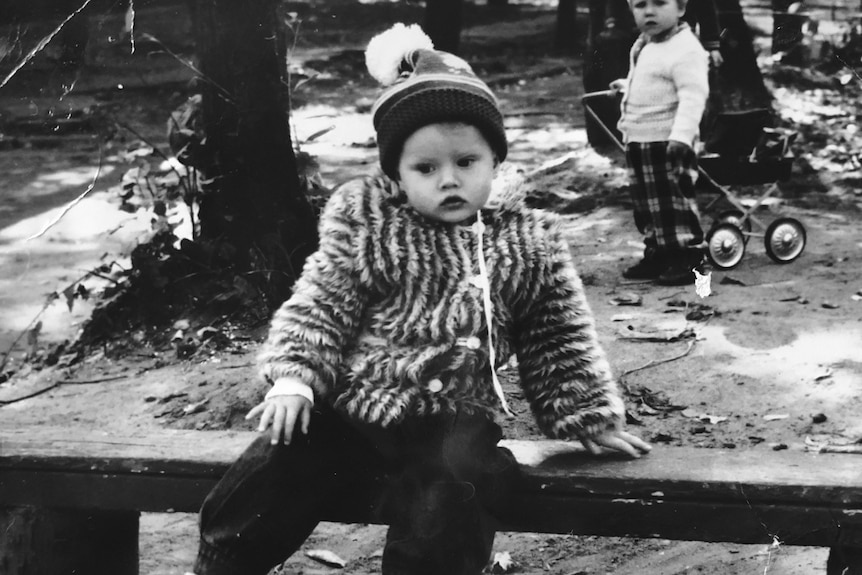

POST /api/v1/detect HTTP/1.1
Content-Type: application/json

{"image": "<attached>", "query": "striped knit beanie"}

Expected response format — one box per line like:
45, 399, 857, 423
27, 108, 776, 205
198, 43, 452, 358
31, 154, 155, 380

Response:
365, 23, 508, 179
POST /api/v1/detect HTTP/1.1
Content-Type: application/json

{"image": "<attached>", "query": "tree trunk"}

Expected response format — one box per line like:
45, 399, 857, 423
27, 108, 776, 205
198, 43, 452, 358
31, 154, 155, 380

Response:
425, 0, 464, 54
191, 0, 318, 304
554, 0, 579, 54
712, 0, 773, 110
582, 0, 635, 148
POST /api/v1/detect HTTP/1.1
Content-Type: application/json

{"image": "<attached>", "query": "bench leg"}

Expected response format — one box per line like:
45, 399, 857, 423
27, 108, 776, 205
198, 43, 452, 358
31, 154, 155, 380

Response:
827, 546, 862, 575
0, 506, 139, 575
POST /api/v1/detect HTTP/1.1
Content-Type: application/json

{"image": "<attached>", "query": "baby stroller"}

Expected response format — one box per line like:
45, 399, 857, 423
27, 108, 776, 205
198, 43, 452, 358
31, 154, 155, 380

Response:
582, 91, 806, 270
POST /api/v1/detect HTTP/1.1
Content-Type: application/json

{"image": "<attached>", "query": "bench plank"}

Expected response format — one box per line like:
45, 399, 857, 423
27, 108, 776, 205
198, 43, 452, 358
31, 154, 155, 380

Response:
2, 426, 862, 549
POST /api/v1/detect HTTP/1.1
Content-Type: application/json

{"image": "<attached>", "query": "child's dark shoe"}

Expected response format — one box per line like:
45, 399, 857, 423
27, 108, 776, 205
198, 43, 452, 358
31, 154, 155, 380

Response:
655, 263, 695, 286
655, 248, 704, 286
622, 248, 665, 279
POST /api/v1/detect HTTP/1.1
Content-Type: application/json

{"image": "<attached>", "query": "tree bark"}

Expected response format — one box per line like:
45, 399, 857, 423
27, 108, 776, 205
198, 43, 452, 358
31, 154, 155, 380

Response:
191, 0, 318, 304
712, 0, 773, 110
425, 0, 464, 54
582, 0, 635, 147
555, 0, 579, 54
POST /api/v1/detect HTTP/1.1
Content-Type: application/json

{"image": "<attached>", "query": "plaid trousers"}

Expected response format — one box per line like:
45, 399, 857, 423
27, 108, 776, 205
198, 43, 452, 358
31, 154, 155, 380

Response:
625, 141, 704, 251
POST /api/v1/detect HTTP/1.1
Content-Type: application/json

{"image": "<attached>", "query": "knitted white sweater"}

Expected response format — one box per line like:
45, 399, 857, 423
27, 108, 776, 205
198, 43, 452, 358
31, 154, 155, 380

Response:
617, 25, 709, 146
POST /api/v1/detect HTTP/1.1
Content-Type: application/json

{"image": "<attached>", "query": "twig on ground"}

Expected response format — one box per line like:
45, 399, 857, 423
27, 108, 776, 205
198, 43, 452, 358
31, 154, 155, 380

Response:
619, 340, 696, 385
0, 375, 127, 406
216, 363, 254, 370
0, 382, 62, 405
63, 375, 128, 385
813, 444, 862, 454
26, 149, 104, 241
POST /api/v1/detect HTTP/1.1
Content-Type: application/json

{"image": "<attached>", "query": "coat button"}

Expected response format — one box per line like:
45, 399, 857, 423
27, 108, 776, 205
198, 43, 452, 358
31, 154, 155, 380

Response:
465, 336, 481, 350
427, 378, 444, 393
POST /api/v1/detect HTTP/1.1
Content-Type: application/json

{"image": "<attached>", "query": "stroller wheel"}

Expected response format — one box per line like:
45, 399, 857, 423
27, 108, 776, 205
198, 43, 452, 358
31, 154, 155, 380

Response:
765, 217, 806, 263
715, 210, 752, 235
707, 223, 746, 269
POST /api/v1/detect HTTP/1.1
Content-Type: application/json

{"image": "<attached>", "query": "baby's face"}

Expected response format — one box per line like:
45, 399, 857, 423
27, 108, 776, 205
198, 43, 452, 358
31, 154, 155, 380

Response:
396, 122, 498, 224
630, 0, 684, 38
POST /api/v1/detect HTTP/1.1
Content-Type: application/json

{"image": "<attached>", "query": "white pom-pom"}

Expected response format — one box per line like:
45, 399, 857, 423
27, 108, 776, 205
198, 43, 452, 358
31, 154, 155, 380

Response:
365, 23, 434, 86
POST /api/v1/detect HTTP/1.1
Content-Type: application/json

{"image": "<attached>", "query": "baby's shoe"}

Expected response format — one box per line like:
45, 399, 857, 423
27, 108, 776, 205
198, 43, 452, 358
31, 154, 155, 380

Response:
622, 246, 665, 280
655, 248, 704, 286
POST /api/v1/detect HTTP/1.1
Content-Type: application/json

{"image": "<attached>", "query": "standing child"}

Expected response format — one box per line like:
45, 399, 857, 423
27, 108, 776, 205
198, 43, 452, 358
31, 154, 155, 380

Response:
613, 0, 711, 286
190, 23, 650, 575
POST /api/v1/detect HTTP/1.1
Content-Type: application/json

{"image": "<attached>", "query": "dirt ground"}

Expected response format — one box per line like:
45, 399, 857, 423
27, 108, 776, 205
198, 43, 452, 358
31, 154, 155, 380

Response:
1, 1, 862, 574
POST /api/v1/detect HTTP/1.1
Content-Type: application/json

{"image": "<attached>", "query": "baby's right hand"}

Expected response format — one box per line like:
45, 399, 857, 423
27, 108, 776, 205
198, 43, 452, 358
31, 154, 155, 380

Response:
609, 79, 626, 94
246, 394, 312, 445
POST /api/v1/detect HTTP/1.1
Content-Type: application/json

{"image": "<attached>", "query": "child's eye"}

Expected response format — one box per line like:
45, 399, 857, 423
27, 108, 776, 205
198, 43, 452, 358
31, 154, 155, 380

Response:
632, 0, 646, 7
414, 163, 435, 175
457, 157, 477, 168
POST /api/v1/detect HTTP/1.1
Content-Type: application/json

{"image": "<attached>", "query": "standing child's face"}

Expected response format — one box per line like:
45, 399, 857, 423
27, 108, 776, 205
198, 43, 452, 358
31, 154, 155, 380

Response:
630, 0, 684, 38
396, 122, 499, 224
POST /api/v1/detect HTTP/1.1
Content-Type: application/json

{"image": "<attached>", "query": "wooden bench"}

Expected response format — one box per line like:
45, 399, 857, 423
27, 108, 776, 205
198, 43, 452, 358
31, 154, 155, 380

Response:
2, 426, 861, 574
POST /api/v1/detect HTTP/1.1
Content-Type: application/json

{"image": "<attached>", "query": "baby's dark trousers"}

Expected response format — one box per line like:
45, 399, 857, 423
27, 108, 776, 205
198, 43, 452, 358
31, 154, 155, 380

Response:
193, 406, 520, 575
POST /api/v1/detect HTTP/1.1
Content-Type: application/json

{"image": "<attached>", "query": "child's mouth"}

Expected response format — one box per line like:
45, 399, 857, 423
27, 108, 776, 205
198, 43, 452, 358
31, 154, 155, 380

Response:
441, 196, 466, 208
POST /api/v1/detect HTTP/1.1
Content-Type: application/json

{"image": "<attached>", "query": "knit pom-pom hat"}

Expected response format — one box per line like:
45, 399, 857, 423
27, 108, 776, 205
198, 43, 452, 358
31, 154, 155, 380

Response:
365, 23, 508, 179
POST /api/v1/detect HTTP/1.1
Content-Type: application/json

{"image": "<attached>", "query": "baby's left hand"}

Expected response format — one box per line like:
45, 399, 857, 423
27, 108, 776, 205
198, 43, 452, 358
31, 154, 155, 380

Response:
667, 140, 693, 177
581, 422, 652, 458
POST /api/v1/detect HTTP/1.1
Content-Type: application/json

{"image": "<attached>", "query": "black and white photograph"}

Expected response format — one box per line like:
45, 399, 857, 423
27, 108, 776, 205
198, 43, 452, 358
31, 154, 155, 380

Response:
1, 0, 861, 573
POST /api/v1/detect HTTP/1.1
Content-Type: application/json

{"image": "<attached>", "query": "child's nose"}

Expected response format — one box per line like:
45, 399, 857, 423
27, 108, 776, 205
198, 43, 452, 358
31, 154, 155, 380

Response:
439, 165, 459, 188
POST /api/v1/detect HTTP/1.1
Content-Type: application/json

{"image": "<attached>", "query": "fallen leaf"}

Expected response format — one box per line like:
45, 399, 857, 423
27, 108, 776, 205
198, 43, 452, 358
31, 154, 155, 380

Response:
196, 326, 219, 340
814, 368, 833, 381
638, 402, 660, 415
694, 269, 712, 298
610, 292, 643, 306
763, 413, 790, 421
610, 313, 635, 322
182, 398, 209, 415
490, 551, 514, 573
685, 304, 716, 321
822, 302, 840, 309
681, 408, 728, 424
306, 549, 347, 568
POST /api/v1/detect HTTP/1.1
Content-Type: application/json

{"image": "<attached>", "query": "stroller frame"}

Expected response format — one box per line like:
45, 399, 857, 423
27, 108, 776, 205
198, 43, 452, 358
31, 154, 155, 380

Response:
582, 90, 807, 269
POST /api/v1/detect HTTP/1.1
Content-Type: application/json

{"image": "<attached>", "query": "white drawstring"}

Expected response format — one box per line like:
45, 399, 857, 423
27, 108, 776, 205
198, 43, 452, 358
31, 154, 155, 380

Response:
472, 212, 513, 417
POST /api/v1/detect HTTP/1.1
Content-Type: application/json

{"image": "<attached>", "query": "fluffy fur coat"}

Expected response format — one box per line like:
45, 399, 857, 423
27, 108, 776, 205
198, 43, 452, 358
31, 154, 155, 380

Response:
258, 175, 624, 440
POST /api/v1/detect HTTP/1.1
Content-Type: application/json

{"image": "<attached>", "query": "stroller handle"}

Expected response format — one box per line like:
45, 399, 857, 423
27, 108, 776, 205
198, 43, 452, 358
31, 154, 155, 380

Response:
580, 90, 625, 152
582, 89, 617, 100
